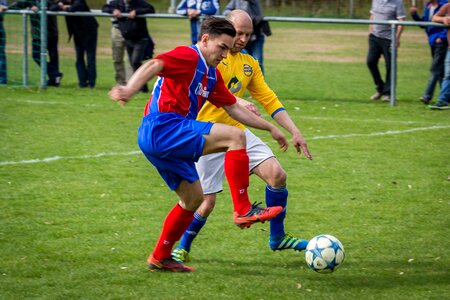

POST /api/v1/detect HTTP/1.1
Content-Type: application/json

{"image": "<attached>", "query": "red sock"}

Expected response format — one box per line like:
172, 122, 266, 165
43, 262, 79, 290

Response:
151, 204, 194, 260
224, 149, 251, 215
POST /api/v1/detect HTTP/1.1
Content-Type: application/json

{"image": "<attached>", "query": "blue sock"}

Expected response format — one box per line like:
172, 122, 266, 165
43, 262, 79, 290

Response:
177, 211, 207, 252
265, 185, 287, 239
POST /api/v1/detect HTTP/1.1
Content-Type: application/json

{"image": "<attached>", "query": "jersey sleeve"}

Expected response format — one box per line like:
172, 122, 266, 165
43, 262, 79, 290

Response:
155, 46, 198, 79
246, 58, 285, 118
208, 70, 237, 108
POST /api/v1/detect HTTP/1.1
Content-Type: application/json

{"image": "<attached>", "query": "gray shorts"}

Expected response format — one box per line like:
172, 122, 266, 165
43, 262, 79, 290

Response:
196, 129, 275, 194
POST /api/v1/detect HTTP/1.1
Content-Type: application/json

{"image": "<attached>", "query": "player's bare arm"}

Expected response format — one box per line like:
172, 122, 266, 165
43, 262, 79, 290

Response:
236, 97, 261, 116
272, 110, 313, 160
108, 59, 164, 105
224, 102, 288, 151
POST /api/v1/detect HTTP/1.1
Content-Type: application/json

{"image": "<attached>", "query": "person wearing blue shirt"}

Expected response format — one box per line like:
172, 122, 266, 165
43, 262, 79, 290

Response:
176, 0, 220, 45
410, 0, 448, 104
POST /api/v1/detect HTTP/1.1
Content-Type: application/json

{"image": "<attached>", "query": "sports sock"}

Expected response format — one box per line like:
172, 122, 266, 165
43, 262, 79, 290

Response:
224, 149, 251, 215
151, 203, 194, 261
177, 211, 208, 251
266, 185, 287, 239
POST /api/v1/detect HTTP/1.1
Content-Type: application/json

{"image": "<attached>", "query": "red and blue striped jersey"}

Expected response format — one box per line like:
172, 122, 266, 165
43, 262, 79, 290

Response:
144, 45, 236, 119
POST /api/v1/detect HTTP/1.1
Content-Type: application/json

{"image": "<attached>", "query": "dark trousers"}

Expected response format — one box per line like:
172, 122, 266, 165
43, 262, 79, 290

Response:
74, 31, 97, 88
367, 34, 392, 96
126, 37, 149, 92
31, 35, 62, 81
0, 20, 6, 84
423, 41, 448, 100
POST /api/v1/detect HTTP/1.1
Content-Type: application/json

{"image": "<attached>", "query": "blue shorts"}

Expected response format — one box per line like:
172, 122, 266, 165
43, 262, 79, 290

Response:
138, 113, 214, 190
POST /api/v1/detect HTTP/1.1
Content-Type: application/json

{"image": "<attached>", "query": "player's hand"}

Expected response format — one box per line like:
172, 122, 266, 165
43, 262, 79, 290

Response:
270, 126, 288, 152
108, 86, 132, 107
292, 132, 313, 160
237, 98, 261, 117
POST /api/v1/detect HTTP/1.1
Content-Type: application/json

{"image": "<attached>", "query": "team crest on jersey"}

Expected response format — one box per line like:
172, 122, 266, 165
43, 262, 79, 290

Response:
243, 64, 253, 77
228, 76, 242, 94
195, 83, 210, 98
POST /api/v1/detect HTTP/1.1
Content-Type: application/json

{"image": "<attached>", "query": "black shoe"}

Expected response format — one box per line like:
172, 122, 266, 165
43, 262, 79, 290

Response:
428, 102, 449, 110
420, 96, 431, 105
48, 74, 63, 87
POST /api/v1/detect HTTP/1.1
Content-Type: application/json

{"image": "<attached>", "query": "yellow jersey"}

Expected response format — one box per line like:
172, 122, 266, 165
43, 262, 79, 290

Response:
197, 51, 284, 130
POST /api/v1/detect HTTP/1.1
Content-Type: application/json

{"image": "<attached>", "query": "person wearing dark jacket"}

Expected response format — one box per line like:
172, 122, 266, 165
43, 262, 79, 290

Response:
58, 0, 98, 88
102, 0, 154, 92
9, 0, 63, 86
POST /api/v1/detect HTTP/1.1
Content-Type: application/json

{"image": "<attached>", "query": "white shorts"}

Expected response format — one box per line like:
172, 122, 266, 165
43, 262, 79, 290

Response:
196, 129, 275, 194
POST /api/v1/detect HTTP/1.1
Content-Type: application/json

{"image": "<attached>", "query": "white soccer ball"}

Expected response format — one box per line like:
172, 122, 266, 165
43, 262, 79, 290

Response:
305, 234, 345, 273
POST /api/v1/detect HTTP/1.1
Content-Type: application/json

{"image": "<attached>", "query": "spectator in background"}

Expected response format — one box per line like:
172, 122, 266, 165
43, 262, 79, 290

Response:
0, 0, 7, 84
103, 0, 155, 93
410, 0, 448, 105
367, 0, 406, 102
430, 2, 450, 109
105, 0, 128, 86
176, 0, 220, 45
59, 0, 98, 88
223, 0, 271, 74
9, 0, 63, 86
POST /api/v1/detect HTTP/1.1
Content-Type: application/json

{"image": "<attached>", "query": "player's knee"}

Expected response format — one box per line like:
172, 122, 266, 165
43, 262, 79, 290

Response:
229, 127, 246, 149
198, 195, 216, 215
269, 168, 287, 187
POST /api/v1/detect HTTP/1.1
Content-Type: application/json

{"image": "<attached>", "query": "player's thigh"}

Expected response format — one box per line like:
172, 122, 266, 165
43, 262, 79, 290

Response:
202, 123, 245, 155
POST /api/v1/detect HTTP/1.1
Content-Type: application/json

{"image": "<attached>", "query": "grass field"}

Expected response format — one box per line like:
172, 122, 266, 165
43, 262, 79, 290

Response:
1, 18, 449, 299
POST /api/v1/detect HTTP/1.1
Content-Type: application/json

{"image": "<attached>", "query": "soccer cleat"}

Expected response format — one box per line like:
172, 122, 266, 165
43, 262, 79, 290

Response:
233, 202, 283, 229
171, 247, 190, 263
147, 255, 195, 272
269, 234, 309, 252
428, 102, 449, 110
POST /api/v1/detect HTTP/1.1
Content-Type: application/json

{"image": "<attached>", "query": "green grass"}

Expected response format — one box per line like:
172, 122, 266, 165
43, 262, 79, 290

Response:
1, 19, 450, 299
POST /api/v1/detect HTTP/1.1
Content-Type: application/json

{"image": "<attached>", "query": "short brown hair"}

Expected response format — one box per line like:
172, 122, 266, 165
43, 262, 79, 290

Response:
199, 17, 237, 39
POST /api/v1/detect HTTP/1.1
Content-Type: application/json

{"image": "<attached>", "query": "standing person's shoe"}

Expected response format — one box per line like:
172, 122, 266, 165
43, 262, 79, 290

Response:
420, 96, 431, 105
382, 95, 390, 102
233, 202, 283, 229
428, 101, 449, 110
47, 74, 63, 87
370, 92, 382, 100
269, 233, 309, 251
147, 255, 195, 272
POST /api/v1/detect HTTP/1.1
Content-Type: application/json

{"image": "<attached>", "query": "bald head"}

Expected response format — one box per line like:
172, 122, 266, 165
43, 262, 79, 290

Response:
226, 10, 253, 53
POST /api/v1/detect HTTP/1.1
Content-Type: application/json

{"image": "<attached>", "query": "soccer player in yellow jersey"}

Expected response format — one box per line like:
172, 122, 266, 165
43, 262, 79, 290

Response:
172, 9, 313, 263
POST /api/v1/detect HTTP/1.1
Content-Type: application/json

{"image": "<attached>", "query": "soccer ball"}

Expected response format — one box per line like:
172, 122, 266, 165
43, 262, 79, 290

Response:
305, 234, 345, 273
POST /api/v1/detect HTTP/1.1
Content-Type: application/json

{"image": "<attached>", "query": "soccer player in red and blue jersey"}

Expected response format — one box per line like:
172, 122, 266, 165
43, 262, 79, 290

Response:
109, 17, 288, 272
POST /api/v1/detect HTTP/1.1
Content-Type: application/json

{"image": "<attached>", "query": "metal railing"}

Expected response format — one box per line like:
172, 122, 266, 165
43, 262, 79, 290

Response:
3, 9, 446, 106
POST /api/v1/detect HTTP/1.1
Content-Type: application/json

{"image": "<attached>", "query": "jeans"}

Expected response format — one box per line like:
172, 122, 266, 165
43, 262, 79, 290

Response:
0, 20, 6, 84
31, 35, 63, 81
74, 31, 97, 88
437, 48, 450, 105
125, 37, 149, 92
423, 41, 448, 100
367, 34, 391, 96
245, 33, 265, 74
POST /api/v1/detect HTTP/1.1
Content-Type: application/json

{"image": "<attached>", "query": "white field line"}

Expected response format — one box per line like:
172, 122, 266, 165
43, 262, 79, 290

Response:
1, 125, 449, 166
